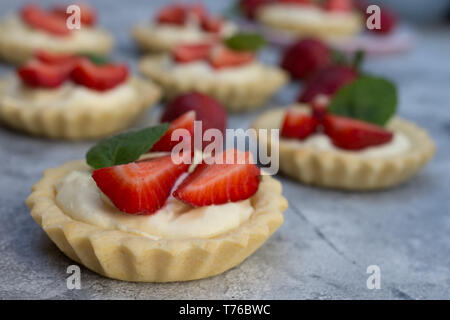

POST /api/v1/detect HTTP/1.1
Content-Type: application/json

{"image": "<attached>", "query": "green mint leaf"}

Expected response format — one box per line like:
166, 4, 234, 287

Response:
86, 123, 169, 169
224, 33, 266, 52
328, 75, 397, 126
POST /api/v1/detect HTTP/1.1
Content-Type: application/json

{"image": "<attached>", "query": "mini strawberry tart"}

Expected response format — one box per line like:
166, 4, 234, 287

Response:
132, 3, 238, 53
139, 33, 288, 112
252, 76, 435, 190
0, 3, 113, 65
0, 51, 160, 140
27, 118, 287, 282
256, 0, 363, 39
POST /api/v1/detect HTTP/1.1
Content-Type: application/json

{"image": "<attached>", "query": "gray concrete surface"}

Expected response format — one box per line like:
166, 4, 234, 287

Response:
0, 0, 449, 300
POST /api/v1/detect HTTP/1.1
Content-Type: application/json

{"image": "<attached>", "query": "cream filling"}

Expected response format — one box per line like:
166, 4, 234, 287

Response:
167, 60, 266, 83
0, 15, 109, 51
2, 75, 136, 110
144, 20, 237, 43
261, 3, 357, 26
55, 170, 254, 240
282, 131, 411, 158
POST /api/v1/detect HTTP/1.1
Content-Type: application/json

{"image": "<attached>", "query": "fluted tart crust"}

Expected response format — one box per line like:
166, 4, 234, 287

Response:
251, 105, 435, 190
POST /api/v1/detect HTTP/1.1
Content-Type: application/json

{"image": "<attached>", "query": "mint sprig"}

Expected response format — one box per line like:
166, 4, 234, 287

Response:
86, 124, 169, 169
328, 75, 397, 126
224, 33, 266, 52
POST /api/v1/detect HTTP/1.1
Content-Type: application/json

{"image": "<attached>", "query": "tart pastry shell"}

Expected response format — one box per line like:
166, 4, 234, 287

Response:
132, 25, 200, 53
138, 54, 288, 112
0, 27, 114, 65
257, 6, 363, 39
0, 76, 161, 140
251, 106, 435, 190
26, 161, 287, 282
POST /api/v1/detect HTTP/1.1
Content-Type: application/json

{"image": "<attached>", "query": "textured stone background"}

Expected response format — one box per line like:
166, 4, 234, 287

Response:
0, 0, 449, 299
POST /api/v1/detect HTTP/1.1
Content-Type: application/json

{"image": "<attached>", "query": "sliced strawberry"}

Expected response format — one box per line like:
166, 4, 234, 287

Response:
21, 4, 70, 36
18, 60, 71, 88
209, 46, 254, 69
173, 43, 212, 63
281, 108, 318, 140
50, 3, 97, 27
151, 111, 196, 152
323, 115, 393, 150
298, 65, 358, 103
156, 4, 186, 25
240, 0, 271, 20
200, 16, 223, 33
323, 0, 353, 12
173, 149, 260, 206
34, 50, 78, 65
92, 156, 190, 215
71, 59, 128, 91
34, 50, 80, 75
311, 95, 329, 122
281, 38, 331, 80
51, 3, 97, 26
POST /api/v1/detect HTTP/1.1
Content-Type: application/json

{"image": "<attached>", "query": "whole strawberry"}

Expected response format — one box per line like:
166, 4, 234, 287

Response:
298, 65, 358, 103
161, 92, 227, 135
370, 7, 397, 34
281, 38, 331, 80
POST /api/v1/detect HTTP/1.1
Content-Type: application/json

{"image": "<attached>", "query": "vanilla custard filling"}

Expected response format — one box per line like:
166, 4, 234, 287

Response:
261, 3, 357, 26
3, 76, 137, 110
55, 170, 254, 240
168, 60, 266, 83
282, 131, 411, 158
0, 16, 108, 50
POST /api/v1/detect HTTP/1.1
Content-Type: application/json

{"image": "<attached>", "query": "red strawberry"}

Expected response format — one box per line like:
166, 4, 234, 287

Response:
34, 50, 78, 65
201, 16, 223, 33
173, 149, 260, 206
34, 50, 80, 75
92, 155, 190, 215
161, 92, 227, 150
173, 43, 212, 63
71, 59, 128, 91
281, 38, 331, 80
209, 46, 254, 69
298, 65, 358, 103
156, 4, 186, 25
311, 95, 329, 122
18, 60, 71, 88
151, 111, 196, 152
51, 3, 97, 26
324, 0, 353, 12
281, 108, 318, 140
323, 115, 393, 150
239, 0, 271, 20
21, 4, 70, 36
369, 7, 397, 34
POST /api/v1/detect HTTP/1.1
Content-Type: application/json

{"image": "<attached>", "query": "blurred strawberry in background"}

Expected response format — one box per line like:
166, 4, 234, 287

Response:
298, 64, 358, 103
369, 6, 398, 34
239, 0, 272, 19
161, 92, 227, 135
281, 38, 331, 80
